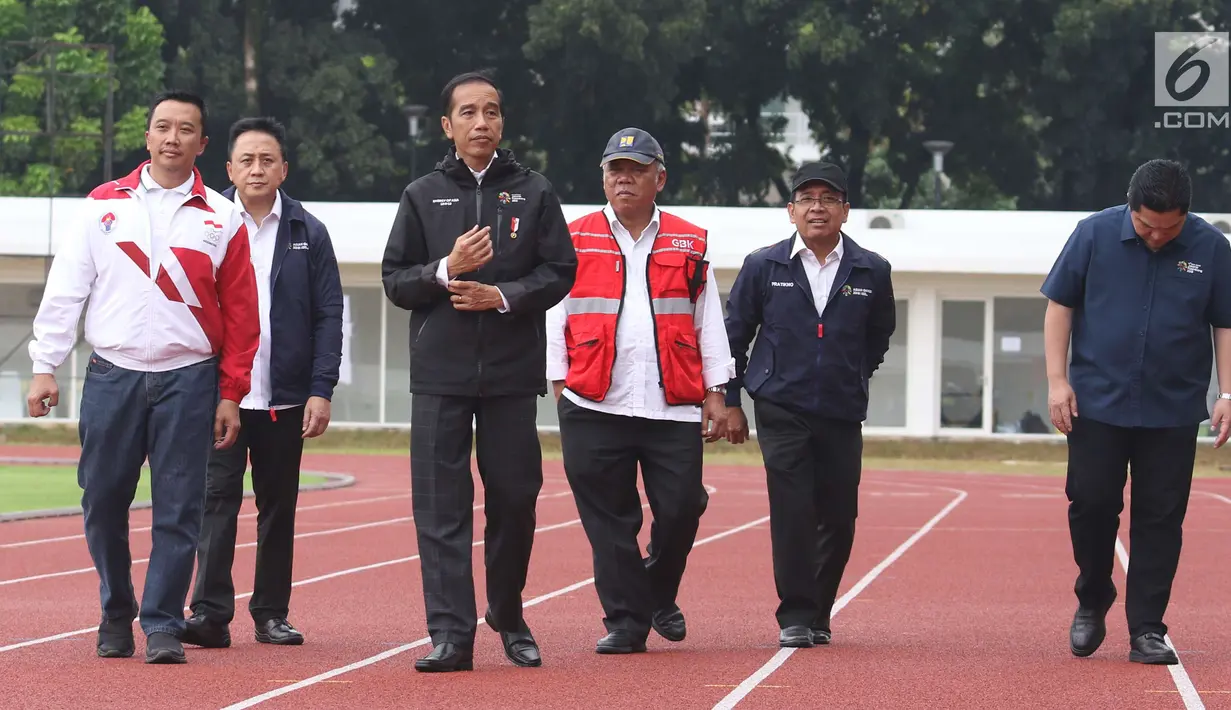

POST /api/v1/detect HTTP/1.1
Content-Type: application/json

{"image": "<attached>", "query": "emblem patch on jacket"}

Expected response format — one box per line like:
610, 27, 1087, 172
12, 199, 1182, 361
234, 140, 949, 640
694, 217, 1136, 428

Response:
203, 220, 223, 246
99, 212, 117, 234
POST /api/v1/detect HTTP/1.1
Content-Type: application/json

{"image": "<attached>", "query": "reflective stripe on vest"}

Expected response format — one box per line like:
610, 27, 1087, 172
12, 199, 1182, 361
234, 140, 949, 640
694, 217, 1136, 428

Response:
651, 297, 694, 315
565, 296, 621, 315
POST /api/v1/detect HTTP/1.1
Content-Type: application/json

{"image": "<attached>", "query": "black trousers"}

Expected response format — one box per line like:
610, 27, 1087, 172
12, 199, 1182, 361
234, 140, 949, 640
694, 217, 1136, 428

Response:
558, 397, 705, 639
754, 398, 862, 630
190, 405, 305, 625
410, 393, 543, 647
1065, 415, 1197, 639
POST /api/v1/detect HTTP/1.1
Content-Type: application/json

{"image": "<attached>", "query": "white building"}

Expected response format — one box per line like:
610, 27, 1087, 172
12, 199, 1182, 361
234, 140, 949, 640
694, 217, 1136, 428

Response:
1, 196, 1226, 441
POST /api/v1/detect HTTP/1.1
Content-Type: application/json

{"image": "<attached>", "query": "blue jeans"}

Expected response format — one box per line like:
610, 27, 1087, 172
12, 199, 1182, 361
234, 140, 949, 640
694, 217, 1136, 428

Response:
77, 352, 219, 637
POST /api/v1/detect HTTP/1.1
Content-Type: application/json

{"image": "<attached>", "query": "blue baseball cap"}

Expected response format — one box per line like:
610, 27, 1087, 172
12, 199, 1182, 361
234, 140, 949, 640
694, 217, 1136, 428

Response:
601, 127, 665, 167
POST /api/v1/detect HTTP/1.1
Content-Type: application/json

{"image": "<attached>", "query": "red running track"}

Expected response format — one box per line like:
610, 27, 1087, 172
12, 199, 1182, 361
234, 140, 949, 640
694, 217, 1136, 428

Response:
2, 448, 1230, 709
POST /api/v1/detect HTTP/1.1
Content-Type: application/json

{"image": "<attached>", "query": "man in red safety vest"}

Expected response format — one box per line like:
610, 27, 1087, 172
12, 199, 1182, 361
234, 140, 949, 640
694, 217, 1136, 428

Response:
546, 127, 734, 654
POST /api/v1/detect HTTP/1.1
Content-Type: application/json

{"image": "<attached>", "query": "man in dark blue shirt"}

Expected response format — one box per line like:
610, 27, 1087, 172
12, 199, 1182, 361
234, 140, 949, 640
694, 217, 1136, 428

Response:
724, 162, 895, 649
1041, 159, 1231, 666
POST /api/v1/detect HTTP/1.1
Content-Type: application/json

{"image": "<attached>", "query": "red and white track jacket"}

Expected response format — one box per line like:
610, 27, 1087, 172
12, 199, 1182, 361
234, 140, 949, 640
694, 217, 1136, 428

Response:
29, 162, 261, 403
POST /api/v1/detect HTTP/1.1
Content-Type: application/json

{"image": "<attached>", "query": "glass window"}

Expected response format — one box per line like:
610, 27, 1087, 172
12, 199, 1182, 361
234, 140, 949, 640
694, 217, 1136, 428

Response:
0, 283, 70, 419
992, 297, 1053, 434
330, 287, 383, 423
940, 300, 985, 429
867, 299, 909, 427
535, 392, 560, 429
384, 299, 412, 425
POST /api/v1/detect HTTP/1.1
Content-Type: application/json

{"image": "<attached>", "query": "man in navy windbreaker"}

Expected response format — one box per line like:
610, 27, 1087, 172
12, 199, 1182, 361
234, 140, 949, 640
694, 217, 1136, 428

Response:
182, 117, 343, 650
723, 162, 895, 649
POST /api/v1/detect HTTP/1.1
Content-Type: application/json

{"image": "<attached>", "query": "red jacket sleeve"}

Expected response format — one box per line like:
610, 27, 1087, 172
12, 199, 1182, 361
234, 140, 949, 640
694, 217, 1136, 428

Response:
216, 222, 260, 403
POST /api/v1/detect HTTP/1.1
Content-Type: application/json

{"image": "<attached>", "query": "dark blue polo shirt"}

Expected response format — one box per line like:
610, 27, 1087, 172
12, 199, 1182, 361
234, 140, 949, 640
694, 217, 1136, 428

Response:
1040, 204, 1231, 428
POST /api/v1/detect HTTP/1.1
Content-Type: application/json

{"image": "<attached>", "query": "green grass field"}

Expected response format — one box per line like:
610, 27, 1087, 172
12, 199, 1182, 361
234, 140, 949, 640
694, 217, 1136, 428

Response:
2, 423, 1230, 514
0, 465, 330, 515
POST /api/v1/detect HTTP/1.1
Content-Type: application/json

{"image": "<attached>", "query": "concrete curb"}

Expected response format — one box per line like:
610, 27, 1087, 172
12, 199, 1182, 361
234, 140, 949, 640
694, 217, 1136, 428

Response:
0, 459, 356, 523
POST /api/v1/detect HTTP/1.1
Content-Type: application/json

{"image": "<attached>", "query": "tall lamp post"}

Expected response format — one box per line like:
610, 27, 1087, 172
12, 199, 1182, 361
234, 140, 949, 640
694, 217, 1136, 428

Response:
922, 139, 953, 209
403, 103, 428, 182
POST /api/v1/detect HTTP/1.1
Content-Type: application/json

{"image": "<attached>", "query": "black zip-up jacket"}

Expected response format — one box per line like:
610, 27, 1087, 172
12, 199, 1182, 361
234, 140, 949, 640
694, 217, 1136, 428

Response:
381, 148, 578, 397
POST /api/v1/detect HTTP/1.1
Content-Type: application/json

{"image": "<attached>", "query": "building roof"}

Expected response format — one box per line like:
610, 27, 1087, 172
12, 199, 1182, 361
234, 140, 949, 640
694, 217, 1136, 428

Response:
4, 196, 1230, 275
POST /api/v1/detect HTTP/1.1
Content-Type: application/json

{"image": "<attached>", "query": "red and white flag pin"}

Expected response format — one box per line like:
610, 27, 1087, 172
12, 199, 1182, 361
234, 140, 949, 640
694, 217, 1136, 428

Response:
510, 216, 520, 239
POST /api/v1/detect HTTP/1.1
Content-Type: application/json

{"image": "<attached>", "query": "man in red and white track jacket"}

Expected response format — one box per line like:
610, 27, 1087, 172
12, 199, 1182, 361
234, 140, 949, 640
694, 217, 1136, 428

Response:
25, 90, 260, 666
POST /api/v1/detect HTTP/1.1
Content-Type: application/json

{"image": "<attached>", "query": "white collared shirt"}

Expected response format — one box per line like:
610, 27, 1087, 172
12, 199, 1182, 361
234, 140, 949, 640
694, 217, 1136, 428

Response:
792, 233, 845, 314
434, 151, 507, 312
234, 191, 292, 411
137, 165, 194, 256
545, 204, 735, 423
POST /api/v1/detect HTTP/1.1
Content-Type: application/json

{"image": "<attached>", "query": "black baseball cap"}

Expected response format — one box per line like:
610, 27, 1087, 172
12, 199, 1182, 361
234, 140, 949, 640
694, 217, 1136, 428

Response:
601, 127, 665, 167
790, 162, 848, 198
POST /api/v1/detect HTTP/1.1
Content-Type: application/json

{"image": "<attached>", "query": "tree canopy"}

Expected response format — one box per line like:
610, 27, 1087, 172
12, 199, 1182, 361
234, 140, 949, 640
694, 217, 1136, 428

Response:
1, 0, 1227, 212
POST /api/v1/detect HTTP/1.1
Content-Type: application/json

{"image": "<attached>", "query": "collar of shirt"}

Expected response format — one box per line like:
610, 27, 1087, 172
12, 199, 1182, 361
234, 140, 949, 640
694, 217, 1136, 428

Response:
458, 151, 497, 184
602, 203, 661, 243
236, 190, 283, 229
138, 164, 194, 196
792, 231, 844, 265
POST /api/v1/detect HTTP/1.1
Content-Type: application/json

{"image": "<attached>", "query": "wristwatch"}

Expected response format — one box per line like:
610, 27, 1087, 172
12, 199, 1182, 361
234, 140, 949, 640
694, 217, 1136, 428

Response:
707, 385, 726, 394
1219, 393, 1231, 401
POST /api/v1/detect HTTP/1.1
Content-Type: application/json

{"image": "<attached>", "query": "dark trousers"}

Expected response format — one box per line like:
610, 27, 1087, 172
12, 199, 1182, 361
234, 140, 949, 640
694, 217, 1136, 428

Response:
754, 398, 862, 630
77, 352, 218, 637
189, 406, 306, 625
558, 396, 705, 639
1065, 415, 1197, 639
410, 393, 543, 647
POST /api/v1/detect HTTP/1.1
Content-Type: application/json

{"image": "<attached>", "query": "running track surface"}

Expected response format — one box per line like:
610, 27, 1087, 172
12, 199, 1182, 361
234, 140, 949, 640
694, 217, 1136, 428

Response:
2, 445, 1231, 709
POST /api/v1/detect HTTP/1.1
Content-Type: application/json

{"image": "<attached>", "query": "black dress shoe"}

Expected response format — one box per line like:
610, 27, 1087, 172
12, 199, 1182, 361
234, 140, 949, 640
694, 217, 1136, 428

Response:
810, 626, 832, 645
596, 630, 647, 654
1069, 605, 1110, 657
484, 610, 541, 667
414, 642, 474, 672
256, 618, 304, 646
181, 613, 231, 648
96, 617, 135, 659
145, 632, 187, 664
1130, 632, 1179, 665
779, 625, 813, 648
651, 606, 686, 643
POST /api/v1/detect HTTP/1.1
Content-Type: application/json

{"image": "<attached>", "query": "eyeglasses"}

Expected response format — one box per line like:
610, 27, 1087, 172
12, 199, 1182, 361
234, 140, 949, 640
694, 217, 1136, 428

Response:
794, 195, 845, 208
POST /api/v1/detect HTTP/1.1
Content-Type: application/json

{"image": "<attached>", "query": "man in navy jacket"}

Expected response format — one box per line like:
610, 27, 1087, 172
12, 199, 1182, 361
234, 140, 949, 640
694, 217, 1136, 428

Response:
724, 162, 895, 648
182, 117, 343, 649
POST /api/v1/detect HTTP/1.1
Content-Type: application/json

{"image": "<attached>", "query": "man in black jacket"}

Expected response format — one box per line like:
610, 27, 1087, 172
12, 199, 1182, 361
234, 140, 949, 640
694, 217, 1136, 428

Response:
182, 117, 343, 650
382, 71, 577, 672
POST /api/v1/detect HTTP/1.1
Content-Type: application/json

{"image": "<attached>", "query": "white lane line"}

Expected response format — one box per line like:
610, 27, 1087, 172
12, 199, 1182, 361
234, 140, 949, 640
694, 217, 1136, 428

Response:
0, 492, 587, 652
0, 492, 572, 586
0, 512, 586, 654
711, 486, 968, 710
1197, 490, 1231, 507
1113, 537, 1205, 710
0, 494, 413, 550
219, 513, 769, 710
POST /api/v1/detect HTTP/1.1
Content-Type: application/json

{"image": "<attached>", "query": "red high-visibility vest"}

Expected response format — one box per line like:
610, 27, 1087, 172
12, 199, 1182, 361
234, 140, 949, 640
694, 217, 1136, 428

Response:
562, 210, 709, 406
